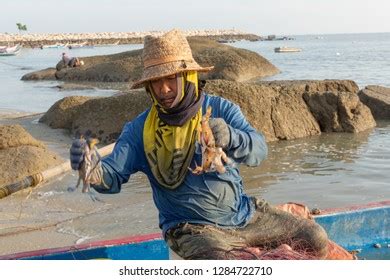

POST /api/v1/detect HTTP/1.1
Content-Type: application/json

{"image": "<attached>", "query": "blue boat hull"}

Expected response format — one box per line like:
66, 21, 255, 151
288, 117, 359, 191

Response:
1, 201, 389, 260
315, 201, 390, 259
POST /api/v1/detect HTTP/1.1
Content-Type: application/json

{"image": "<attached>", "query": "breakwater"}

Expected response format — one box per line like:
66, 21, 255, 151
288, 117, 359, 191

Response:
0, 29, 261, 48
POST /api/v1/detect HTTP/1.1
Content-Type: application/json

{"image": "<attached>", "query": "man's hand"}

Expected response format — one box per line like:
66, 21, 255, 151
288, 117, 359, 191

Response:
70, 138, 86, 170
209, 118, 231, 148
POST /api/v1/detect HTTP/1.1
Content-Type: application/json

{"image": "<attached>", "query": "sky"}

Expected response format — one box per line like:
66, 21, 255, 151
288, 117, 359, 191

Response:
1, 0, 389, 35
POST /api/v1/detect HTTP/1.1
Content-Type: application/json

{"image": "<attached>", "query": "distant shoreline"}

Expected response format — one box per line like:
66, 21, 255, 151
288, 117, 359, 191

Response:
0, 29, 261, 48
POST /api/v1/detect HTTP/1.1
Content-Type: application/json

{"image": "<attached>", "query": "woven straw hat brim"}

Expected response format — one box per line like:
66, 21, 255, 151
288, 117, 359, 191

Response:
131, 61, 213, 89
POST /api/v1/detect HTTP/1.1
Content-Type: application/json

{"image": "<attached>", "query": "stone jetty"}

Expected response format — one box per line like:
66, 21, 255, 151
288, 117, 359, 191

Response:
0, 29, 261, 48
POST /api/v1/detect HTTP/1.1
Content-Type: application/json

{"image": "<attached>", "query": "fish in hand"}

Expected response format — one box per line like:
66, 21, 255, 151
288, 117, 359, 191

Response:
68, 137, 103, 202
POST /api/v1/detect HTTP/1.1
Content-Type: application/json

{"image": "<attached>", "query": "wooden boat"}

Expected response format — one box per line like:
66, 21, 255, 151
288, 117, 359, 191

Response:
1, 201, 389, 260
274, 46, 302, 53
0, 44, 21, 56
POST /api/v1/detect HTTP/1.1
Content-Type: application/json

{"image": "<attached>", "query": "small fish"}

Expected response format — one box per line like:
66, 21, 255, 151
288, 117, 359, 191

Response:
68, 137, 103, 202
190, 106, 231, 175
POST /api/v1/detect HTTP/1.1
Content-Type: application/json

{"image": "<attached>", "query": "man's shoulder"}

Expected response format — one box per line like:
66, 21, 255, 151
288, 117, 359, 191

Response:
122, 109, 150, 132
203, 93, 238, 116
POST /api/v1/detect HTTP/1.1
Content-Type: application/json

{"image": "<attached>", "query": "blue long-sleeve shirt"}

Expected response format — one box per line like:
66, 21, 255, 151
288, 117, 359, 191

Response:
94, 94, 268, 235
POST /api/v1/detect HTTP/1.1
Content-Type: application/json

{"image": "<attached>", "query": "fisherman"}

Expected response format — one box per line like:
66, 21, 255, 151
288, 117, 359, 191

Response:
58, 52, 84, 70
62, 52, 71, 65
70, 29, 330, 259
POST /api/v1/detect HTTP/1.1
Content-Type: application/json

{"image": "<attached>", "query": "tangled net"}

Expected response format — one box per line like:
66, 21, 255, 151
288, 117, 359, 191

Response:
193, 239, 317, 260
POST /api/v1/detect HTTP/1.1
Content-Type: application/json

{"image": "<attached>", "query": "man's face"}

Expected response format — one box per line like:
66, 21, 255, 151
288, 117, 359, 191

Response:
150, 74, 178, 109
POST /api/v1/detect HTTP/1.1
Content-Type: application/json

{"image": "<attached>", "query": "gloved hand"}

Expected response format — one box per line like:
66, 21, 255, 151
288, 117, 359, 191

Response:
70, 138, 86, 170
208, 118, 231, 148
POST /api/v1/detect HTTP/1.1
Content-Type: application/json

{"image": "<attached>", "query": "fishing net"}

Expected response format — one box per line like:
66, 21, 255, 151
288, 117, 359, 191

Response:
168, 202, 355, 260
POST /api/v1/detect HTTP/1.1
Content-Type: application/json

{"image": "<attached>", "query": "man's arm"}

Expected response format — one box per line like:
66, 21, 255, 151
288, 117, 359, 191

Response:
213, 97, 268, 166
92, 122, 142, 194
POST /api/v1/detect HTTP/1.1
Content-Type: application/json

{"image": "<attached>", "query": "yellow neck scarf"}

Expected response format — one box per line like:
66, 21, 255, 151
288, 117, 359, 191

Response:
143, 71, 202, 189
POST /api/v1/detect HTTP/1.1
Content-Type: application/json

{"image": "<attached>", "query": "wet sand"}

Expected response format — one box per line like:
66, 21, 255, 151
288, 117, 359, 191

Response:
0, 114, 159, 256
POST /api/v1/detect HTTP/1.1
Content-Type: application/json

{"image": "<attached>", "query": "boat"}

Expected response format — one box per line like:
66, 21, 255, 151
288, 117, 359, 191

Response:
95, 40, 121, 47
274, 47, 302, 53
0, 233, 169, 260
0, 201, 389, 260
66, 41, 91, 49
314, 201, 390, 260
40, 43, 66, 49
0, 44, 21, 56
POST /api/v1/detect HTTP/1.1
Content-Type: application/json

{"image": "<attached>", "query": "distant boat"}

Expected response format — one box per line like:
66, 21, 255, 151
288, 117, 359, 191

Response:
274, 47, 302, 53
95, 40, 121, 47
40, 43, 66, 49
0, 44, 21, 56
66, 41, 91, 49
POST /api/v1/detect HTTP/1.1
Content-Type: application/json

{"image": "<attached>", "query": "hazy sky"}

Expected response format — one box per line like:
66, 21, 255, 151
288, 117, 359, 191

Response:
1, 0, 389, 35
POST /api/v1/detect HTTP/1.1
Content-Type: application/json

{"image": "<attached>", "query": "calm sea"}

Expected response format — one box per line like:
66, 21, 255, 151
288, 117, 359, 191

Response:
0, 33, 389, 209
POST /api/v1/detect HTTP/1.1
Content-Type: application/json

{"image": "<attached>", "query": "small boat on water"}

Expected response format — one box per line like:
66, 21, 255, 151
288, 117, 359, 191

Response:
40, 43, 66, 49
67, 41, 92, 49
0, 44, 21, 56
95, 40, 121, 47
274, 46, 302, 53
1, 201, 389, 260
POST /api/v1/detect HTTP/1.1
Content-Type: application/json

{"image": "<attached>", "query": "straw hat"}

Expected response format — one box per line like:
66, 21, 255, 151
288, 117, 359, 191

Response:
131, 29, 214, 89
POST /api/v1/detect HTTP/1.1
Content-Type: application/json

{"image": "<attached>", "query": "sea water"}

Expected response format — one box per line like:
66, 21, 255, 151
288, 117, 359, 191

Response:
0, 33, 389, 208
0, 44, 143, 114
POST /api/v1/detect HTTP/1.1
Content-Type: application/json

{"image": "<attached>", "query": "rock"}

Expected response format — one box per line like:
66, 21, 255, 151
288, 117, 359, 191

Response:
40, 79, 376, 144
0, 125, 43, 149
56, 60, 67, 71
21, 67, 57, 81
23, 38, 279, 83
206, 80, 320, 141
189, 38, 279, 81
358, 85, 390, 119
0, 125, 63, 186
39, 96, 92, 129
259, 79, 360, 95
70, 91, 151, 143
40, 90, 150, 143
206, 79, 372, 141
303, 91, 376, 133
55, 83, 97, 91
